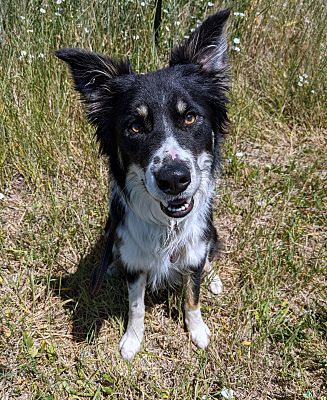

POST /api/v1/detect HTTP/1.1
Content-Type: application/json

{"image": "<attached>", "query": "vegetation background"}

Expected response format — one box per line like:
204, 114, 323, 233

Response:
0, 0, 326, 398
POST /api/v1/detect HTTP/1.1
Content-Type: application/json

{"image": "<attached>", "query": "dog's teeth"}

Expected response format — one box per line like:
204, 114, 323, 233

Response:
184, 203, 189, 208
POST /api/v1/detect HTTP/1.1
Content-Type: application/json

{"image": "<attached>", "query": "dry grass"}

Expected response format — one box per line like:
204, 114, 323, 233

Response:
0, 0, 326, 399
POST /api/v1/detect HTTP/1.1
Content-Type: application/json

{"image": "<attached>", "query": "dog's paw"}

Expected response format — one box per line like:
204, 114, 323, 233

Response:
119, 330, 143, 361
209, 274, 223, 295
189, 321, 211, 349
185, 309, 211, 349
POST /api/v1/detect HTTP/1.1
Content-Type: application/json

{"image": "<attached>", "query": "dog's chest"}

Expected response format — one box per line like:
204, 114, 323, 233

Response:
115, 209, 208, 289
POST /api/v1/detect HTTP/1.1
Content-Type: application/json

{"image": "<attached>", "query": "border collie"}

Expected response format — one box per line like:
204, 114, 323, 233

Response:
56, 9, 230, 360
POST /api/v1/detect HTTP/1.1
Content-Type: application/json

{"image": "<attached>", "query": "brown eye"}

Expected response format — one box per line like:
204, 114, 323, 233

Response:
130, 122, 142, 134
184, 113, 196, 125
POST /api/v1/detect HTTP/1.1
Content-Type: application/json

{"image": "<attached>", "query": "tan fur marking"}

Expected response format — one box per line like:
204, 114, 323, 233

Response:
136, 105, 148, 118
183, 274, 200, 311
203, 259, 211, 273
176, 99, 187, 114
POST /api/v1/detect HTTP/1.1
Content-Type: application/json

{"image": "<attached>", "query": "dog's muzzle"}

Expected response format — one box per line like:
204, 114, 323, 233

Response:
155, 162, 194, 218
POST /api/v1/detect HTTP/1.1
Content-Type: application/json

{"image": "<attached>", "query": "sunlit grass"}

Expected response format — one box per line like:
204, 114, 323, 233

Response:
0, 1, 326, 399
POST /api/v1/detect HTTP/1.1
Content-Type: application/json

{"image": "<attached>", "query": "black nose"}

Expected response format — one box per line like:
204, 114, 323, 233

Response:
155, 163, 191, 195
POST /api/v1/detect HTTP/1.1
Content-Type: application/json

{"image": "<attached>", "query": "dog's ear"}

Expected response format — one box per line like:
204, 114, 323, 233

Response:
170, 9, 230, 73
56, 48, 132, 124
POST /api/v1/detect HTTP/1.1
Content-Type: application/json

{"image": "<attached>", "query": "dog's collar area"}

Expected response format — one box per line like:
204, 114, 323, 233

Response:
160, 197, 194, 218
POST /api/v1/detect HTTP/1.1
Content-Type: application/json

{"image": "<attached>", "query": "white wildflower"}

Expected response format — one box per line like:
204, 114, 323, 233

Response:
27, 29, 33, 33
20, 50, 27, 57
233, 37, 240, 44
40, 8, 46, 14
84, 27, 89, 33
55, 12, 61, 16
165, 26, 170, 32
298, 74, 309, 86
38, 53, 45, 59
20, 16, 26, 20
234, 12, 245, 17
310, 89, 315, 94
56, 0, 63, 4
140, 1, 145, 6
207, 2, 214, 7
28, 54, 35, 64
221, 387, 234, 399
236, 151, 244, 157
232, 46, 241, 52
0, 193, 5, 200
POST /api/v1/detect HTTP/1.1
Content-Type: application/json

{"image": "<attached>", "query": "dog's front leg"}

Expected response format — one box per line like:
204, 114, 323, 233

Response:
119, 271, 147, 360
184, 261, 211, 349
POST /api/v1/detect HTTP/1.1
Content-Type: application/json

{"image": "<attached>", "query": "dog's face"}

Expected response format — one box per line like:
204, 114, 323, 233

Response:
56, 10, 229, 223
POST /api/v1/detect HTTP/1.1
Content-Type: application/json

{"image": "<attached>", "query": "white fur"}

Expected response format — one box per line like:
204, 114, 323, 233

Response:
119, 273, 147, 360
185, 308, 211, 349
204, 260, 223, 295
209, 274, 223, 295
115, 151, 214, 290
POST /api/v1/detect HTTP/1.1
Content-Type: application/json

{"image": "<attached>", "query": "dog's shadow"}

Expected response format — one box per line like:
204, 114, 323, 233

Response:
50, 232, 176, 343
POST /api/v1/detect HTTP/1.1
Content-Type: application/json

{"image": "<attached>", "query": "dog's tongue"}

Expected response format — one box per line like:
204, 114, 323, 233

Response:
168, 198, 187, 206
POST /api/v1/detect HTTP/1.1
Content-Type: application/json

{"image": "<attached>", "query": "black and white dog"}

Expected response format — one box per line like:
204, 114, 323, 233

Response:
56, 9, 230, 360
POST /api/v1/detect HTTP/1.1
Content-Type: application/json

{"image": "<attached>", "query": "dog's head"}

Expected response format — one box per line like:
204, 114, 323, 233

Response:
56, 10, 230, 224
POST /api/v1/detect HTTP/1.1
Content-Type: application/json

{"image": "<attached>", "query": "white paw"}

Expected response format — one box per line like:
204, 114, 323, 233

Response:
209, 274, 223, 295
185, 308, 211, 349
189, 322, 211, 349
119, 330, 143, 360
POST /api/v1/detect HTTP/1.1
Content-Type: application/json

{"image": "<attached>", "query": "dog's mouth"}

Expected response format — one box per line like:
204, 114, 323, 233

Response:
160, 197, 194, 218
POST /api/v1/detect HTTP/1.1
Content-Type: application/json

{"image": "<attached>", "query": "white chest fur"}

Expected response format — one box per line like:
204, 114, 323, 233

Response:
115, 189, 212, 290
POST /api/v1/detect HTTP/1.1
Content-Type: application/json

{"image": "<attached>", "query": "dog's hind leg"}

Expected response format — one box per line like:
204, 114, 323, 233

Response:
119, 271, 147, 360
184, 262, 211, 349
204, 225, 223, 295
204, 259, 223, 295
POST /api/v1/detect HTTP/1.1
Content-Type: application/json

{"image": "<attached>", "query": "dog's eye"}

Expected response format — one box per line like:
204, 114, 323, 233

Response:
184, 113, 196, 125
130, 122, 143, 134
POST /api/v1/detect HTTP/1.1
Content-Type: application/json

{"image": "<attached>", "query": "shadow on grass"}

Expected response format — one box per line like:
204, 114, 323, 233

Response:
50, 231, 174, 343
50, 231, 127, 343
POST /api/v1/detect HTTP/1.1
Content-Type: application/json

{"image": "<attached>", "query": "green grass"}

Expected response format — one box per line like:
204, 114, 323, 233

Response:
0, 0, 326, 399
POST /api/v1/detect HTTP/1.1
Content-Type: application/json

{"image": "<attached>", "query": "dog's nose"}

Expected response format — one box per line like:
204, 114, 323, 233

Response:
155, 163, 191, 195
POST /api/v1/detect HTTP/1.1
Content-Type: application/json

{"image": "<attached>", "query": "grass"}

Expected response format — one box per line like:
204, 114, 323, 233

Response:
0, 0, 326, 399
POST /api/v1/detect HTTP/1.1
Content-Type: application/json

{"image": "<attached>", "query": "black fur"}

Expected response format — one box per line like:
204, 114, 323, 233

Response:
56, 9, 230, 192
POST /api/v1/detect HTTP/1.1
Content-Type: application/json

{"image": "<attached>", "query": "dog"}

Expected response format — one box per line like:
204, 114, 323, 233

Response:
56, 9, 230, 360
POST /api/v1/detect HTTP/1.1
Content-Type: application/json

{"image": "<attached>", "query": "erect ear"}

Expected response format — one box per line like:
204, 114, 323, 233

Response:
56, 48, 132, 124
170, 9, 230, 73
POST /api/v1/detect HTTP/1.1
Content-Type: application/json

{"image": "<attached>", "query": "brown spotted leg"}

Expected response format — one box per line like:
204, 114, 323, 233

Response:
183, 260, 211, 349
